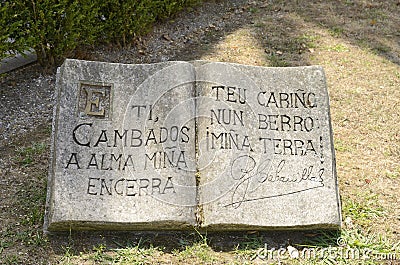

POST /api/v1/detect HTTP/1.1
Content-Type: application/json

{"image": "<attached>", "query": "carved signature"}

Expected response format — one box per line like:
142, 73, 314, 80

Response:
226, 155, 325, 208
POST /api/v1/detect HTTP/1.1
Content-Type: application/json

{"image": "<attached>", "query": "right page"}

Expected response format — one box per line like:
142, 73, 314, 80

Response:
195, 61, 341, 230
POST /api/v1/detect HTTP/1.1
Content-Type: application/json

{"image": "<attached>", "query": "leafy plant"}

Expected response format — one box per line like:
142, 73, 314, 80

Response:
0, 0, 103, 67
0, 0, 200, 68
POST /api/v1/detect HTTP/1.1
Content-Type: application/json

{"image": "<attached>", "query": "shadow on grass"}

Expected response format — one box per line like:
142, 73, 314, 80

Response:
1, 0, 399, 264
47, 229, 341, 256
167, 0, 399, 66
293, 0, 400, 66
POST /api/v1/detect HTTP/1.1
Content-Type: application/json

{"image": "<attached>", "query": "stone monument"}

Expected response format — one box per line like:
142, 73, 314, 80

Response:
44, 59, 341, 232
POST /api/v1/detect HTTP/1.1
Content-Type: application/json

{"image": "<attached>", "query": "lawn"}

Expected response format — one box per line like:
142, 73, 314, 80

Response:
0, 0, 399, 264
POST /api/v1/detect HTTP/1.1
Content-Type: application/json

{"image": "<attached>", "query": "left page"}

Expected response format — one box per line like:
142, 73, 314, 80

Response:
44, 59, 197, 232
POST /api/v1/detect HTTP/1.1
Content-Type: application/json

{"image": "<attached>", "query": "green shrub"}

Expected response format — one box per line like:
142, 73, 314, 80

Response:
0, 0, 200, 68
0, 0, 102, 67
102, 0, 199, 46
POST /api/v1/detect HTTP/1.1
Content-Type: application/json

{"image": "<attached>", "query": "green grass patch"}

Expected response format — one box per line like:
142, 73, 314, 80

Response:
112, 245, 160, 264
4, 255, 22, 265
334, 138, 351, 152
57, 246, 76, 265
268, 54, 290, 67
249, 7, 259, 14
385, 169, 399, 179
327, 44, 350, 52
367, 9, 388, 21
16, 142, 47, 166
295, 33, 320, 49
174, 231, 217, 263
342, 192, 385, 227
328, 26, 345, 37
20, 185, 47, 226
234, 234, 266, 261
372, 45, 391, 55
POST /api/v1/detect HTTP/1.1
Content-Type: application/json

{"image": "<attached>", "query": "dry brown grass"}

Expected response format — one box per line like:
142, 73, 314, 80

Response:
199, 0, 400, 239
0, 0, 399, 264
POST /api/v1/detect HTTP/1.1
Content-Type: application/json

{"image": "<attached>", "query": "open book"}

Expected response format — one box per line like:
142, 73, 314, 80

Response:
44, 59, 341, 232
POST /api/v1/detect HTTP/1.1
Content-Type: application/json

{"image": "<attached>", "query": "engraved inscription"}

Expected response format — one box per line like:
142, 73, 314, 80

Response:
226, 155, 324, 208
79, 83, 111, 118
87, 177, 176, 196
46, 60, 340, 232
203, 82, 328, 209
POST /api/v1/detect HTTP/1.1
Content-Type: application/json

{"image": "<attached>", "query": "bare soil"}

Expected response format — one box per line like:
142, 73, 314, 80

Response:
1, 0, 399, 264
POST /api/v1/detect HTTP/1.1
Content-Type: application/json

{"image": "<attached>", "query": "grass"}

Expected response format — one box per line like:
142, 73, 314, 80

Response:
342, 192, 386, 227
1, 0, 399, 264
268, 54, 290, 67
13, 141, 47, 230
328, 26, 345, 37
175, 240, 216, 263
16, 142, 47, 166
249, 7, 259, 14
372, 45, 391, 55
111, 244, 159, 264
334, 138, 352, 153
234, 228, 400, 264
385, 169, 399, 179
327, 43, 350, 52
48, 224, 399, 264
0, 139, 49, 263
20, 184, 47, 226
4, 255, 21, 265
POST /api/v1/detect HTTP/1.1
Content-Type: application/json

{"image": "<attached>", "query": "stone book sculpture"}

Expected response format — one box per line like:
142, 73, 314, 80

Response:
44, 59, 341, 232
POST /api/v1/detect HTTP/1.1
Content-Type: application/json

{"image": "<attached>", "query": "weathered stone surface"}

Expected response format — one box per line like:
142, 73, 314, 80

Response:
45, 59, 341, 232
45, 59, 197, 232
196, 62, 341, 230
